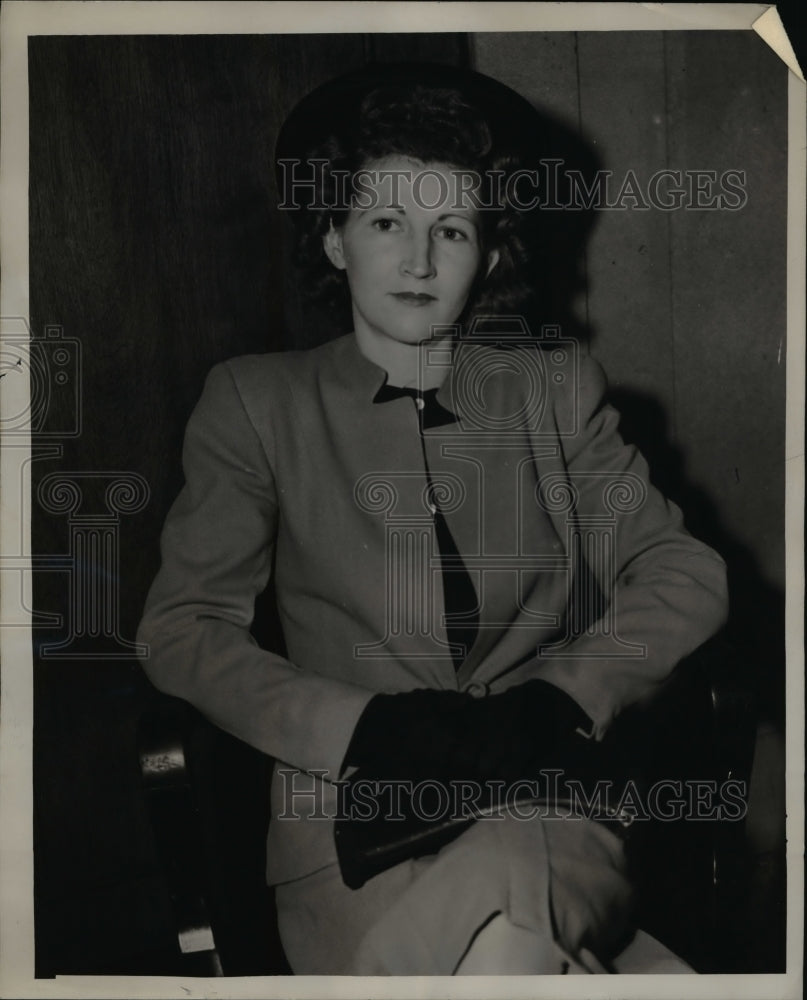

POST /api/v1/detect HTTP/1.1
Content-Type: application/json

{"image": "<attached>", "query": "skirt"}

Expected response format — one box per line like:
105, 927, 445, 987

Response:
274, 812, 693, 975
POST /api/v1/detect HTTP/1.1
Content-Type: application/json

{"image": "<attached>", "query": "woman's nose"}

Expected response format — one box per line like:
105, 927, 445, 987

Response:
401, 234, 435, 279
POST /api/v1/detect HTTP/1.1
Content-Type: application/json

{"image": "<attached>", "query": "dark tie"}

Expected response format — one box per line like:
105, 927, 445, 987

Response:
373, 384, 479, 669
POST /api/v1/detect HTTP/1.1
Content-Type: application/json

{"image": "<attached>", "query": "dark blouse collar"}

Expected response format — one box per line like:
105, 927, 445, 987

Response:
372, 381, 457, 428
334, 332, 459, 422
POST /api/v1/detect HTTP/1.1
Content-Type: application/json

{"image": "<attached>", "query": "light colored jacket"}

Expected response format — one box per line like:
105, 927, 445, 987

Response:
137, 332, 728, 884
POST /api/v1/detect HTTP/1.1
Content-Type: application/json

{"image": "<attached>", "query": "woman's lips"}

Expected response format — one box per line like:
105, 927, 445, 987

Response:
390, 291, 437, 306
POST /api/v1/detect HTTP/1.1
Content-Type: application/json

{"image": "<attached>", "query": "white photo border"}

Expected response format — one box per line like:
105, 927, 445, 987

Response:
1, 3, 803, 999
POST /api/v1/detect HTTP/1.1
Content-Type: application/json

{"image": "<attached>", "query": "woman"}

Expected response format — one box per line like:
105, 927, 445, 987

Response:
138, 63, 728, 975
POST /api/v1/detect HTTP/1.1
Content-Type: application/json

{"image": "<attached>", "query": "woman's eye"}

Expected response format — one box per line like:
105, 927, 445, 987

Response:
435, 226, 468, 241
371, 217, 400, 232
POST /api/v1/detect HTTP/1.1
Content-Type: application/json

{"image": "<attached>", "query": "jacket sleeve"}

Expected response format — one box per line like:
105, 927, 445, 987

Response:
532, 354, 729, 739
137, 361, 373, 779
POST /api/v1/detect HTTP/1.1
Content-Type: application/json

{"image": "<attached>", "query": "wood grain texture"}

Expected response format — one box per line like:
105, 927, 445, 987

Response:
470, 31, 580, 128
664, 30, 787, 590
471, 30, 787, 596
576, 31, 675, 413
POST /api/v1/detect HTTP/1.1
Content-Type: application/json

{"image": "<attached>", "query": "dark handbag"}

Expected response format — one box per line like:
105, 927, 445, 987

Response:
334, 773, 479, 889
334, 748, 639, 890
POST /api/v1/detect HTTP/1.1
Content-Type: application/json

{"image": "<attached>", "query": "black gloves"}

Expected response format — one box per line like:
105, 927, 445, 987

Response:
336, 679, 599, 889
343, 679, 594, 784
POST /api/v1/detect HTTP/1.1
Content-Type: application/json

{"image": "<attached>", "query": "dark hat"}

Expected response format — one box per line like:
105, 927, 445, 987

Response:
274, 61, 601, 219
274, 61, 549, 187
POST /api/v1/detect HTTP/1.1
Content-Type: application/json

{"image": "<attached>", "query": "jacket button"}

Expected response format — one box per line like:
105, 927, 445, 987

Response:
465, 681, 490, 698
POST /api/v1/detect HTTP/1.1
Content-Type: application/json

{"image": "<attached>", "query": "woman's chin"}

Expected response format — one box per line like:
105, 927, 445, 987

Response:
380, 324, 456, 346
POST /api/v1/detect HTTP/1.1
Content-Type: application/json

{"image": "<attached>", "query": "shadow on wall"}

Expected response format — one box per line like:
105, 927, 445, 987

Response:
609, 385, 785, 731
504, 90, 786, 736
609, 386, 786, 974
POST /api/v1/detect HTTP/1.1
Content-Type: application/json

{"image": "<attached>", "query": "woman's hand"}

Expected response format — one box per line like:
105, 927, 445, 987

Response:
342, 687, 476, 778
337, 681, 606, 890
342, 680, 593, 784
544, 815, 636, 966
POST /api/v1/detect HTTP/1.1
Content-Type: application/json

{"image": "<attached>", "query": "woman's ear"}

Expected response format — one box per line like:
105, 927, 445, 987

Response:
484, 248, 500, 279
323, 220, 347, 271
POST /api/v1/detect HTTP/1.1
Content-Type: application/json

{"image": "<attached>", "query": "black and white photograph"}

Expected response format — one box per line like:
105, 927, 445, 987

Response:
0, 2, 803, 997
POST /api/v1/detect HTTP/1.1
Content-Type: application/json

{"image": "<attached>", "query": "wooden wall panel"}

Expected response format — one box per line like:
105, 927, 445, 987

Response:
472, 30, 787, 598
575, 31, 675, 416
665, 30, 787, 589
470, 32, 580, 127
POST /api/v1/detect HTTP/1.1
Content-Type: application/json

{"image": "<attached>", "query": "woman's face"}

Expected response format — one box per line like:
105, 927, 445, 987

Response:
323, 155, 498, 350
